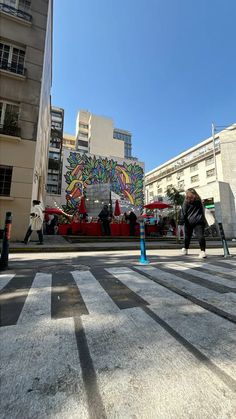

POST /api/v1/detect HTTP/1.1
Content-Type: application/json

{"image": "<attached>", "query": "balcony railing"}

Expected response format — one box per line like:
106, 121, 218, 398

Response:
0, 59, 26, 76
0, 2, 32, 22
0, 123, 21, 137
145, 145, 221, 185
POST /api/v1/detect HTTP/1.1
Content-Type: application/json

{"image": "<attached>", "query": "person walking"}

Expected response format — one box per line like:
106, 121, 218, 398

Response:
179, 188, 207, 258
22, 200, 44, 244
98, 204, 111, 236
127, 210, 137, 236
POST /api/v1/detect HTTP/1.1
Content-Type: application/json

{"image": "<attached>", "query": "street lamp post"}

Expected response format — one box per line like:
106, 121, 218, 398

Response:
212, 123, 218, 181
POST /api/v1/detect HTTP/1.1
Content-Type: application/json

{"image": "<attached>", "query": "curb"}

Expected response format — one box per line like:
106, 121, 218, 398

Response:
8, 243, 236, 253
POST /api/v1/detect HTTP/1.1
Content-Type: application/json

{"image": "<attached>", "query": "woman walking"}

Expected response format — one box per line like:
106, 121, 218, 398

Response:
179, 188, 207, 258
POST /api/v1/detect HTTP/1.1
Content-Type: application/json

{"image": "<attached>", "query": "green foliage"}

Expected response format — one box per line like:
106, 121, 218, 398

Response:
166, 186, 184, 207
166, 186, 184, 243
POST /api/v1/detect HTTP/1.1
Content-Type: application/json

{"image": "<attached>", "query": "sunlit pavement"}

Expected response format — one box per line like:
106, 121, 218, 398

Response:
1, 249, 236, 418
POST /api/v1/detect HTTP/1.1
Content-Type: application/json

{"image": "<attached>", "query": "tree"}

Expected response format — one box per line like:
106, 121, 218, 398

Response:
166, 186, 184, 242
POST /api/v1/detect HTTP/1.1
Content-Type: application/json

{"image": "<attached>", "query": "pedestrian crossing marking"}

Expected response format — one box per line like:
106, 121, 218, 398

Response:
0, 272, 35, 327
92, 267, 149, 310
2, 263, 236, 417
0, 273, 15, 291
135, 265, 236, 320
106, 266, 236, 384
72, 270, 120, 314
17, 273, 52, 325
1, 259, 236, 329
160, 262, 236, 289
177, 261, 236, 279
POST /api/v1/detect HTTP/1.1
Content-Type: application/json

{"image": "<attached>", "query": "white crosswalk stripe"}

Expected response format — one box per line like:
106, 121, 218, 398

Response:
17, 273, 52, 325
106, 266, 236, 381
159, 261, 236, 288
71, 270, 120, 314
218, 258, 236, 267
135, 264, 236, 317
177, 260, 236, 279
0, 273, 15, 290
1, 262, 236, 418
0, 271, 88, 418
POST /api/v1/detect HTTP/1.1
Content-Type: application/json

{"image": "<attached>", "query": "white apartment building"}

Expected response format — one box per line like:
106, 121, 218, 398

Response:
145, 124, 236, 238
75, 110, 135, 159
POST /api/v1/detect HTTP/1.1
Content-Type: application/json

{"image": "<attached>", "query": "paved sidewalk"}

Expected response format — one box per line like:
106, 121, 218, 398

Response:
5, 235, 236, 253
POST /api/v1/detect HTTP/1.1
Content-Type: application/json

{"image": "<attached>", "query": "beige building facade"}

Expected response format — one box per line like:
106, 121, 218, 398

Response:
0, 0, 53, 240
145, 124, 236, 238
62, 133, 76, 150
75, 110, 133, 159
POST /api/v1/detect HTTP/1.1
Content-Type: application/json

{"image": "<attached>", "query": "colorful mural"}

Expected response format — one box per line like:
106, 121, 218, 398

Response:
63, 152, 144, 214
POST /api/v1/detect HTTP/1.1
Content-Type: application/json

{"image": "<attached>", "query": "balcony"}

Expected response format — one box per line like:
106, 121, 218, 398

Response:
0, 60, 26, 76
146, 144, 221, 186
0, 123, 21, 137
48, 159, 61, 171
0, 2, 32, 22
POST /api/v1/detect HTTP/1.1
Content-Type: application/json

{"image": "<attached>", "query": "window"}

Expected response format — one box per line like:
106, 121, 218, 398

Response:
79, 123, 88, 129
47, 184, 59, 194
113, 130, 131, 142
51, 121, 62, 131
79, 131, 88, 138
124, 143, 132, 158
167, 184, 173, 189
0, 42, 25, 75
176, 170, 184, 179
191, 175, 199, 183
49, 151, 60, 160
77, 139, 88, 148
3, 0, 31, 11
47, 173, 59, 182
206, 168, 215, 178
178, 180, 185, 189
0, 165, 12, 196
0, 0, 32, 21
205, 157, 214, 166
0, 101, 20, 136
157, 188, 163, 194
19, 0, 31, 11
50, 137, 61, 149
190, 164, 198, 173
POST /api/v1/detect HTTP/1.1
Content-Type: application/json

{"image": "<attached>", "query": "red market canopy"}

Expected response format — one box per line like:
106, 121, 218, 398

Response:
114, 199, 121, 216
44, 207, 63, 215
144, 201, 172, 210
78, 196, 87, 214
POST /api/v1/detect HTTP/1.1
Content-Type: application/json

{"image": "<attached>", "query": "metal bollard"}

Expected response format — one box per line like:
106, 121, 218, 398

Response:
0, 212, 12, 270
139, 219, 149, 264
217, 222, 230, 258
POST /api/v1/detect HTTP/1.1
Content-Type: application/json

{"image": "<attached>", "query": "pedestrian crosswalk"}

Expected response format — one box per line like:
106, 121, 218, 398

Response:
1, 259, 236, 418
0, 259, 236, 326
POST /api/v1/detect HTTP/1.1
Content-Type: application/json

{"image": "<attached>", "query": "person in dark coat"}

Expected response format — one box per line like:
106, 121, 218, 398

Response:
98, 204, 111, 236
127, 210, 137, 236
179, 188, 207, 258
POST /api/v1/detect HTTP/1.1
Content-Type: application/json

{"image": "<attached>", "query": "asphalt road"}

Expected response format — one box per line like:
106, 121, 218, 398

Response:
1, 249, 236, 418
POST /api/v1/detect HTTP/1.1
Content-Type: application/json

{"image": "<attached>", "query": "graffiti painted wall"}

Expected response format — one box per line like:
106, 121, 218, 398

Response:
61, 151, 144, 215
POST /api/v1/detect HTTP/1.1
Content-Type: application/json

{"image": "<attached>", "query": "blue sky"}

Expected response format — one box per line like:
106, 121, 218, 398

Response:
52, 0, 236, 172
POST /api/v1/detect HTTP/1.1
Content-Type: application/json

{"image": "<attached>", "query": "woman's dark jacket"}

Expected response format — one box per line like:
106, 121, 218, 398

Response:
98, 208, 110, 222
179, 199, 205, 226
